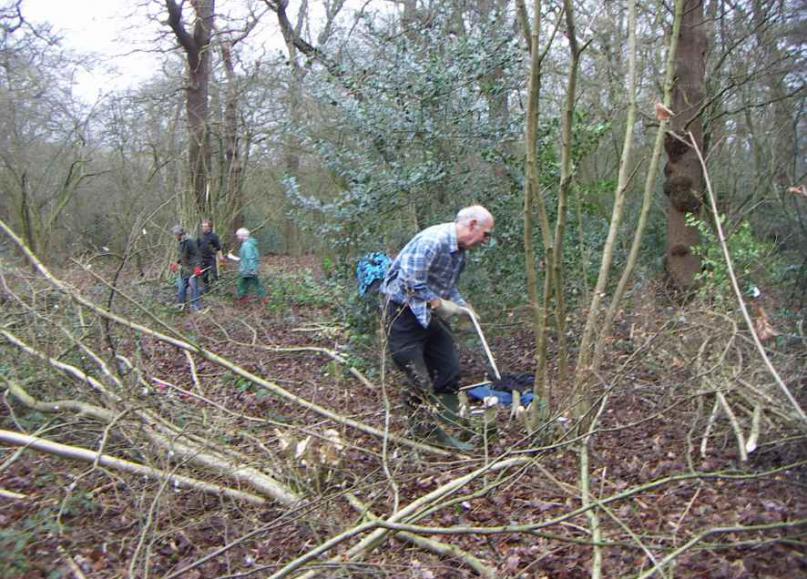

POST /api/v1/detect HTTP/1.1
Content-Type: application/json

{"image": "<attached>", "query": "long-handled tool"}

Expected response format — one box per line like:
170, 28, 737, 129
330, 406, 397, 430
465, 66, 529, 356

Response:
459, 307, 501, 381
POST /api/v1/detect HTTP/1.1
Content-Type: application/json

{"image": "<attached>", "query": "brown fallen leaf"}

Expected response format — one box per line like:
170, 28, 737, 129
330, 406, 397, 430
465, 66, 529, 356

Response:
753, 304, 779, 342
655, 101, 674, 121
786, 185, 807, 199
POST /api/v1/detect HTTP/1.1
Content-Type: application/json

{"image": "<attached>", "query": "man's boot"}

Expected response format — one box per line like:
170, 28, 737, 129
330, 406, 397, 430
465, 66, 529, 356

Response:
433, 391, 476, 441
406, 404, 473, 452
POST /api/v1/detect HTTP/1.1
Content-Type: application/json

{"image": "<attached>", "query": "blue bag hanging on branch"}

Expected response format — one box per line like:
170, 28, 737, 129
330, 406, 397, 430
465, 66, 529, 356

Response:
356, 252, 392, 297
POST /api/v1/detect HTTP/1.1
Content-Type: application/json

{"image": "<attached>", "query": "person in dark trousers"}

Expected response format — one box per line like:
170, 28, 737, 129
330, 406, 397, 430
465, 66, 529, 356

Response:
380, 205, 494, 449
197, 219, 223, 293
169, 225, 204, 312
227, 227, 268, 303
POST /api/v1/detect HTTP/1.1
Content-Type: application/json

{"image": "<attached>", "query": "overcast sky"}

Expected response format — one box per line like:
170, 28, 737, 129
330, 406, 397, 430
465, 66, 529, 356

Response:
19, 1, 365, 102
21, 0, 166, 100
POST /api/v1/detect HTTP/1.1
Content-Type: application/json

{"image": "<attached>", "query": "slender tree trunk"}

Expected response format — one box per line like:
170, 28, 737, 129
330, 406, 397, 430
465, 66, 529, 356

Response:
663, 0, 707, 290
574, 0, 639, 420
284, 68, 303, 255
520, 0, 549, 411
592, 0, 685, 371
552, 0, 583, 384
751, 0, 796, 190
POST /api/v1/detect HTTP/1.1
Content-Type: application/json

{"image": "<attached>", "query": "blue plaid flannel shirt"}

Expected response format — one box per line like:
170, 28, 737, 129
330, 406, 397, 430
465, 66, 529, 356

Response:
380, 222, 467, 328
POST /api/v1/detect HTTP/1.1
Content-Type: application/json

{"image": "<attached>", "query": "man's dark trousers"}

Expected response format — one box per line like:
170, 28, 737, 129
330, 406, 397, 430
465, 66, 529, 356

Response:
385, 302, 460, 398
200, 260, 217, 293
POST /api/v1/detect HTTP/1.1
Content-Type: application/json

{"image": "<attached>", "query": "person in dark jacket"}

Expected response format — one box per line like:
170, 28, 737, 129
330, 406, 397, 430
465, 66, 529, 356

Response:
197, 219, 223, 293
169, 225, 204, 312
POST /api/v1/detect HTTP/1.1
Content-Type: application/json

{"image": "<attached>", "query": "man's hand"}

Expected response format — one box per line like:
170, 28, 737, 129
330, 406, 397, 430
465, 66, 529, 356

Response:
169, 263, 179, 273
193, 266, 203, 277
433, 299, 465, 319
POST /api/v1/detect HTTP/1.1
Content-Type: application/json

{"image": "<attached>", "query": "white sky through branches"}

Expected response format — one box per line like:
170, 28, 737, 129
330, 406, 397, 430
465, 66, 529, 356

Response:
22, 0, 164, 101
19, 0, 350, 103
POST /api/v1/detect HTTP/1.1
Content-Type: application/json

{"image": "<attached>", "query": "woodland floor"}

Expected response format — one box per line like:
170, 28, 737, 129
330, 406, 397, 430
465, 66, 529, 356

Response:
1, 256, 805, 578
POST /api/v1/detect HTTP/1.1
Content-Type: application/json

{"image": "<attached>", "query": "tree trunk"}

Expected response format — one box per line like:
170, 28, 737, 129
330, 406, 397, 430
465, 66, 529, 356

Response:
166, 0, 215, 217
221, 39, 245, 231
663, 0, 707, 290
552, 0, 583, 384
520, 0, 548, 411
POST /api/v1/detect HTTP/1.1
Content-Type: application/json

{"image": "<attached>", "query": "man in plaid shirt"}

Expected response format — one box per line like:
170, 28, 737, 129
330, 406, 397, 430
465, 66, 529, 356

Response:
381, 205, 494, 449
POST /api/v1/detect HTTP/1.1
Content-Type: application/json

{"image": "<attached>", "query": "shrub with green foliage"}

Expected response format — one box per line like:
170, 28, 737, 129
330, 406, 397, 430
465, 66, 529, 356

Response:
690, 215, 784, 305
282, 7, 523, 256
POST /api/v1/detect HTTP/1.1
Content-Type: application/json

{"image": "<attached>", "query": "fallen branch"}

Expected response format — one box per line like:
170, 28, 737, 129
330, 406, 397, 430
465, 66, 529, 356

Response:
0, 429, 267, 505
277, 456, 529, 578
635, 519, 807, 579
0, 488, 28, 500
4, 371, 300, 506
0, 218, 453, 457
344, 493, 496, 578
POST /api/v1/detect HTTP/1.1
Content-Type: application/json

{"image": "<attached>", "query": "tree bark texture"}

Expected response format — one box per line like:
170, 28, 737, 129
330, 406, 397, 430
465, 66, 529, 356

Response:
166, 0, 215, 216
221, 39, 245, 231
663, 0, 707, 289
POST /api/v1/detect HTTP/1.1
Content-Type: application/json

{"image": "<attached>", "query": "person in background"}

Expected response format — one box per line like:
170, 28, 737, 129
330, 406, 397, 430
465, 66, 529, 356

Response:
169, 225, 204, 312
380, 205, 494, 449
197, 219, 223, 293
227, 227, 268, 303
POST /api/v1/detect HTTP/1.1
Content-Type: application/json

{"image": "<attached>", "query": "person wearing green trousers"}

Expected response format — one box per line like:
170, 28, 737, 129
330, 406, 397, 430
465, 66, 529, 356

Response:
227, 227, 267, 302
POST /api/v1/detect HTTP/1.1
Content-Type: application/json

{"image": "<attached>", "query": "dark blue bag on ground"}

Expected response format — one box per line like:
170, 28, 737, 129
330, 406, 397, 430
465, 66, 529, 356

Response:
467, 373, 536, 407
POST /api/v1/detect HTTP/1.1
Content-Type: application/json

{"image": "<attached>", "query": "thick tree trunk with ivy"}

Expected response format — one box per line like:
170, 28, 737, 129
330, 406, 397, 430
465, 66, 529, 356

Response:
663, 0, 707, 290
166, 0, 215, 217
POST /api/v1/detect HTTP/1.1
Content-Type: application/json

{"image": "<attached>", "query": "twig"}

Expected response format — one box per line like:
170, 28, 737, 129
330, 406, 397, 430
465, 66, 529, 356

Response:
700, 396, 720, 458
672, 484, 702, 545
746, 404, 763, 454
149, 377, 268, 423
94, 408, 132, 468
129, 465, 175, 578
344, 493, 495, 578
184, 350, 204, 395
688, 132, 806, 423
237, 341, 377, 392
635, 519, 807, 579
716, 391, 748, 461
58, 545, 88, 579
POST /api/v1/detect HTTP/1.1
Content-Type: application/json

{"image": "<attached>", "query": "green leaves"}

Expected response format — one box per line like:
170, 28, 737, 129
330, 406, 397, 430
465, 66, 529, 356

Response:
282, 7, 523, 254
689, 214, 781, 306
